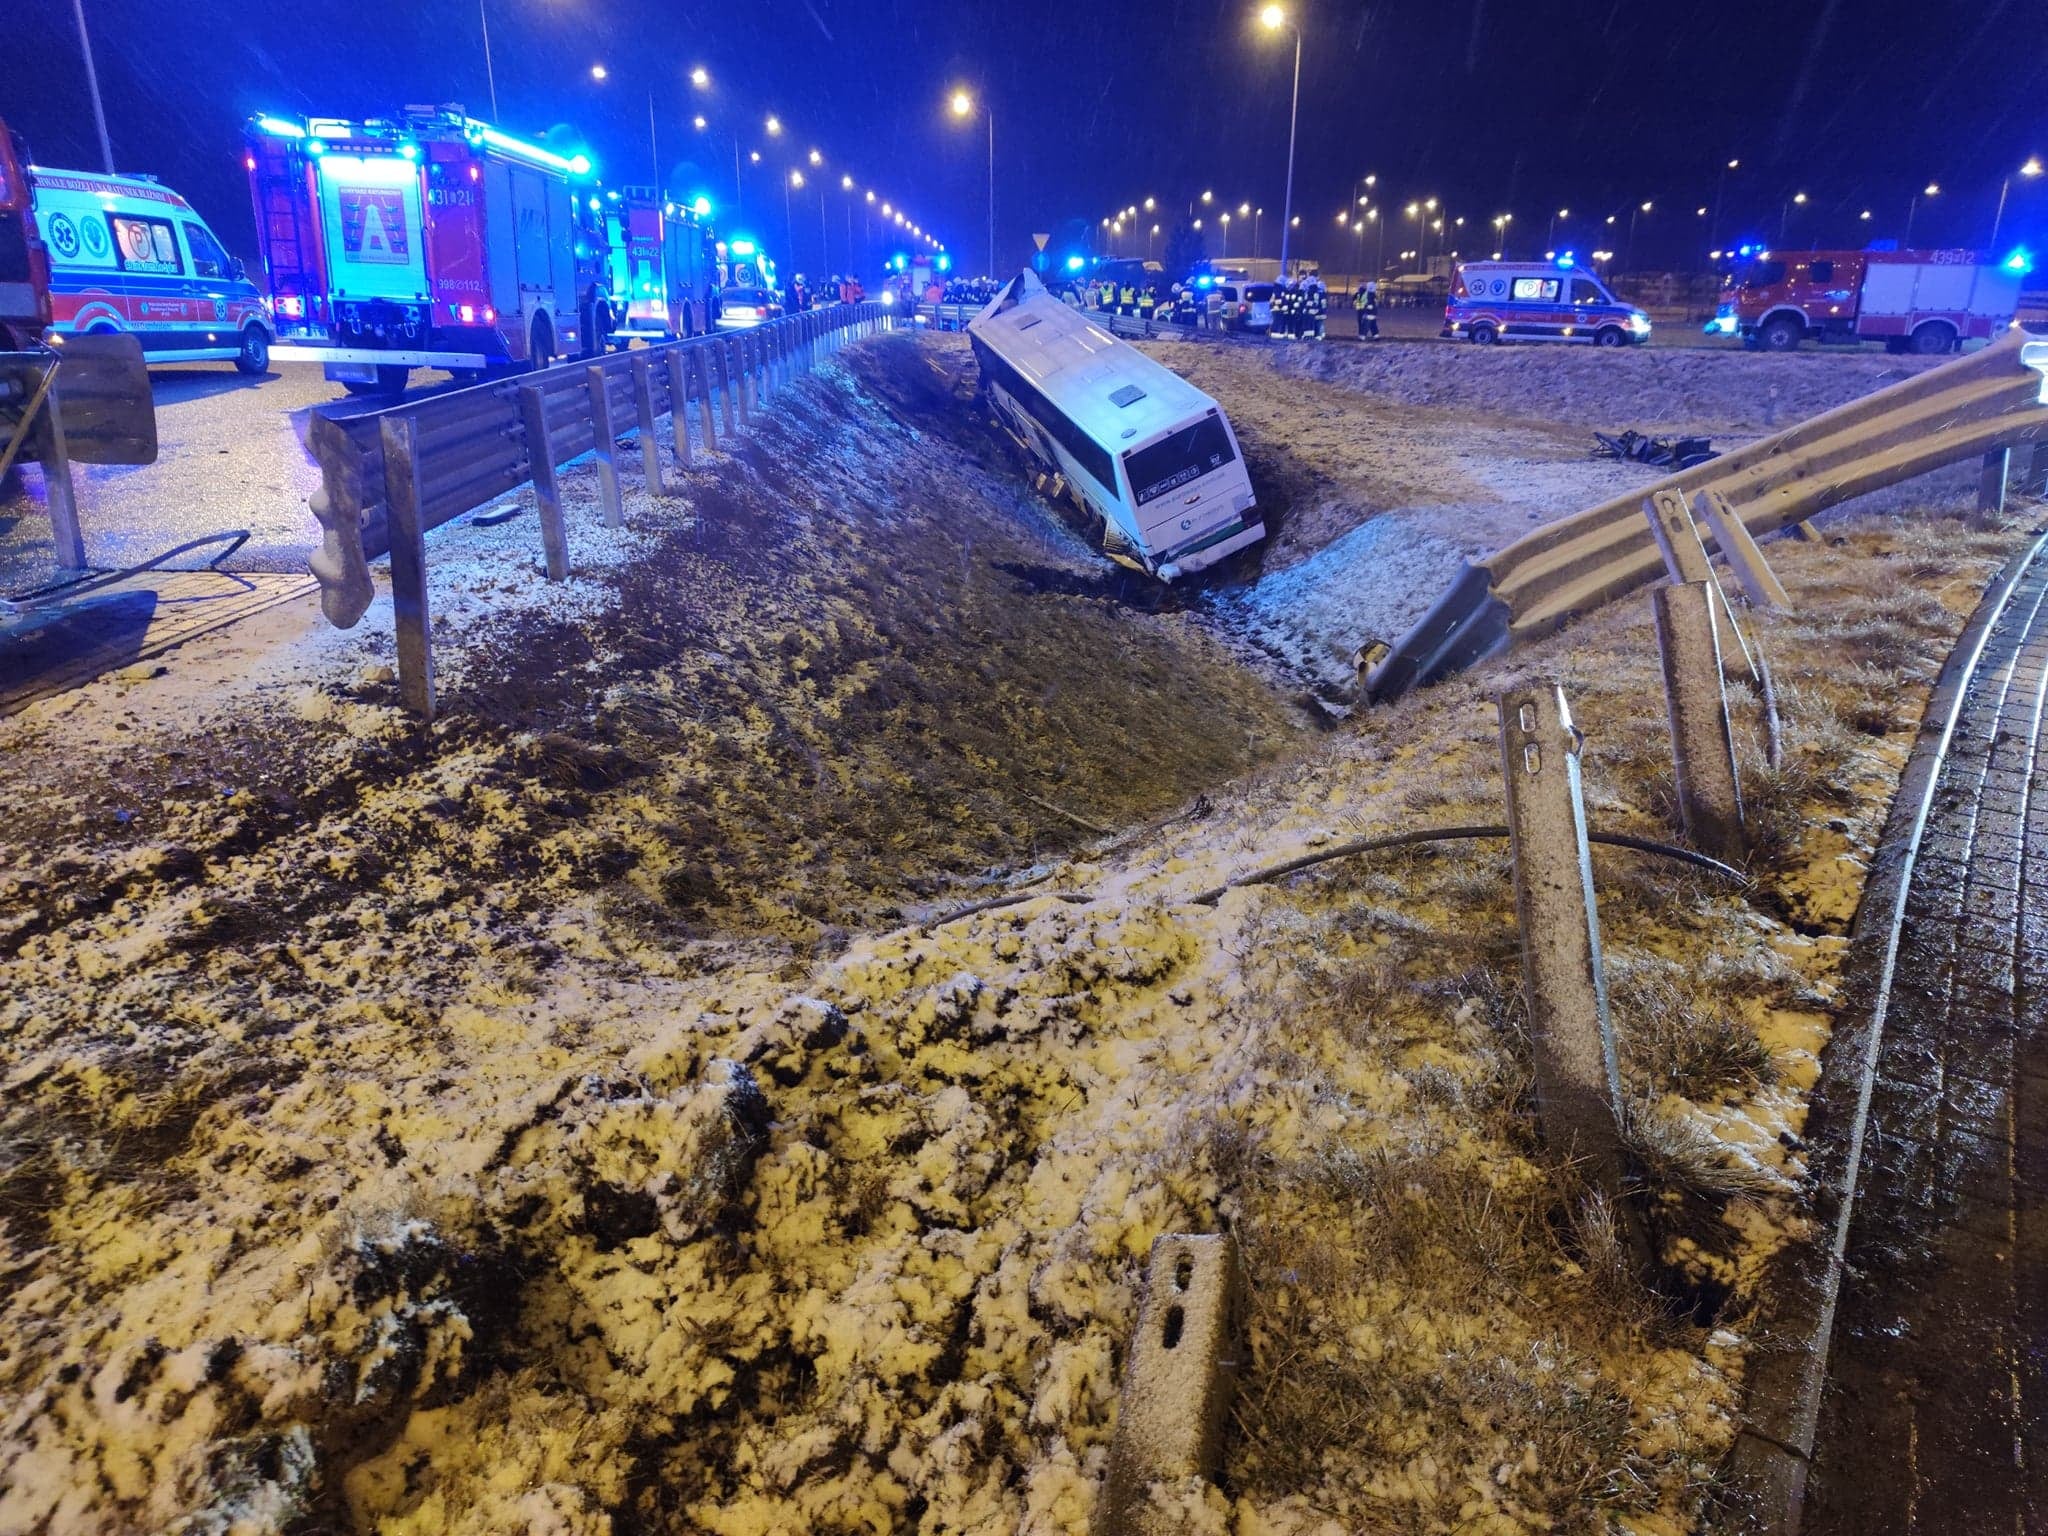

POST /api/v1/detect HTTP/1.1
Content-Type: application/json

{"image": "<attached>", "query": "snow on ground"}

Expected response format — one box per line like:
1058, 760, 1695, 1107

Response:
0, 329, 2028, 1534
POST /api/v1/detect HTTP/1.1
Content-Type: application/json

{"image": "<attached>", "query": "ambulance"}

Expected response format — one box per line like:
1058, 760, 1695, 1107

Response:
1443, 257, 1651, 347
30, 166, 274, 371
245, 107, 598, 396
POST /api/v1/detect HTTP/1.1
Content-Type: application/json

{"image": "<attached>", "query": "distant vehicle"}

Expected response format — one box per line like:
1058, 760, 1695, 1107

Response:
1709, 247, 2025, 354
30, 165, 273, 372
967, 270, 1264, 581
714, 285, 782, 329
0, 120, 51, 349
1444, 259, 1650, 347
1207, 279, 1273, 334
596, 187, 716, 341
245, 107, 597, 397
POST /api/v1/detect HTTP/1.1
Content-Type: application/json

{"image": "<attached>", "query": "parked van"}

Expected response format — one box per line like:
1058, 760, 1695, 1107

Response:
0, 120, 51, 349
1444, 259, 1650, 347
33, 166, 273, 372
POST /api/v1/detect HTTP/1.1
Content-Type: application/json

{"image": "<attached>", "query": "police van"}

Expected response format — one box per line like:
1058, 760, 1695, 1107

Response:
32, 167, 274, 372
1443, 258, 1650, 347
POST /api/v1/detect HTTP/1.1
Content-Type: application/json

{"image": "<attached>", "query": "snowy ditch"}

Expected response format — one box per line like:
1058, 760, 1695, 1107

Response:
0, 330, 2028, 1534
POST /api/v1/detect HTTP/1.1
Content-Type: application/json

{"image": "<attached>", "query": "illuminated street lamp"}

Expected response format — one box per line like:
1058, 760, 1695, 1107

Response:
1990, 156, 2044, 249
949, 88, 996, 277
690, 65, 709, 88
1711, 157, 1739, 245
1492, 211, 1512, 259
1779, 190, 1807, 246
1547, 207, 1568, 250
765, 114, 783, 136
1257, 3, 1303, 277
1624, 201, 1650, 270
590, 62, 607, 80
809, 148, 822, 166
1905, 182, 1939, 246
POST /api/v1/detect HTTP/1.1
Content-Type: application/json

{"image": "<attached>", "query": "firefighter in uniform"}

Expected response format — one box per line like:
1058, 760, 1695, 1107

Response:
1275, 279, 1295, 339
1116, 281, 1134, 318
1310, 277, 1328, 340
1357, 279, 1379, 338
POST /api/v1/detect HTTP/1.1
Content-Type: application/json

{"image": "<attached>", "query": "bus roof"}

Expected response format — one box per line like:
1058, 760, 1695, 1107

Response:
969, 275, 1215, 449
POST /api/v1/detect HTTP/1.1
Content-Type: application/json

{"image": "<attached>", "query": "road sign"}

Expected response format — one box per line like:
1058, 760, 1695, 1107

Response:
1032, 232, 1050, 251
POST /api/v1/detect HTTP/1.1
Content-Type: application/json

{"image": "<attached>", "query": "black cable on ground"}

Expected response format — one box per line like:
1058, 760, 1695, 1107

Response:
8, 529, 253, 606
1187, 822, 1749, 906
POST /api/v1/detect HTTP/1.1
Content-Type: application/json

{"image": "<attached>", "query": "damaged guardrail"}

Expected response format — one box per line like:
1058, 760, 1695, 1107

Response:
305, 303, 891, 719
1367, 331, 2048, 702
1, 333, 157, 573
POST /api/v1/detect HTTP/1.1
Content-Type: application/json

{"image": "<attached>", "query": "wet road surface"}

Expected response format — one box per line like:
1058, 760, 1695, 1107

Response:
1805, 539, 2048, 1531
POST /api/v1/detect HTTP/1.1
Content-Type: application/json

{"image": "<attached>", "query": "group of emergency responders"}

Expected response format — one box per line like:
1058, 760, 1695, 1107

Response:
1079, 274, 1383, 339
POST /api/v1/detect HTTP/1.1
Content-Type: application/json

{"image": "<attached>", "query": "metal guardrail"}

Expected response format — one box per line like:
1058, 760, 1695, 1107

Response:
915, 301, 1206, 342
1367, 330, 2048, 702
306, 302, 892, 717
1, 333, 157, 574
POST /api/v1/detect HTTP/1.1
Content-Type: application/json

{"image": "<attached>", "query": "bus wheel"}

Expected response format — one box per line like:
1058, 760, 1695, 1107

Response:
1759, 315, 1803, 352
1910, 322, 1955, 355
234, 325, 271, 375
1470, 322, 1498, 345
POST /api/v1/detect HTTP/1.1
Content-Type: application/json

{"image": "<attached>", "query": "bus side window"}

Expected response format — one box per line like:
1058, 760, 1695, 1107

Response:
182, 221, 229, 279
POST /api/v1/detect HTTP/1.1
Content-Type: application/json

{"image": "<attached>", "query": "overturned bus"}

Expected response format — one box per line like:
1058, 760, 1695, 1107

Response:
966, 271, 1263, 580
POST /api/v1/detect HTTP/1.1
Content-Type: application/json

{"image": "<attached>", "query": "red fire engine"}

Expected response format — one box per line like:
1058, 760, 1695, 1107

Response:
245, 107, 601, 397
1710, 247, 2026, 354
0, 118, 52, 350
597, 187, 717, 342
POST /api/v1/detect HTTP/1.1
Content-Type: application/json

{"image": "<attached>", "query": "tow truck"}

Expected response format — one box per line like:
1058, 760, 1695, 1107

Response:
245, 106, 598, 396
1709, 245, 2027, 354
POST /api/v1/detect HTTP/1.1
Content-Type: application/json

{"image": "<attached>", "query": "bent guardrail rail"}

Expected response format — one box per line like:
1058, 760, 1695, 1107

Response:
1366, 330, 2048, 703
304, 302, 891, 717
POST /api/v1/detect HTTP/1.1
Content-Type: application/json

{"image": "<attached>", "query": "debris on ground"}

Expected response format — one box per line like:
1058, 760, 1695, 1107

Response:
1592, 428, 1721, 469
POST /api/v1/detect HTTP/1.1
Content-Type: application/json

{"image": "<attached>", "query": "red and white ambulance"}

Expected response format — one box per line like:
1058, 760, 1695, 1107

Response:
30, 165, 273, 371
245, 107, 598, 396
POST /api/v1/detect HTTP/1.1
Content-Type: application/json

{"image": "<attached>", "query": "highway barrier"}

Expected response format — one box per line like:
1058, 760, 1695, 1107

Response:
1367, 331, 2048, 702
0, 332, 156, 573
306, 303, 892, 718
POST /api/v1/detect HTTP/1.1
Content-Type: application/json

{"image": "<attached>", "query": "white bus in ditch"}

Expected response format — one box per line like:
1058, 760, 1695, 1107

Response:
967, 271, 1263, 579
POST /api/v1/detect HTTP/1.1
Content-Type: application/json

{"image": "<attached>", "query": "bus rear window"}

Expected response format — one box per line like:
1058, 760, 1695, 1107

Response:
1125, 413, 1236, 505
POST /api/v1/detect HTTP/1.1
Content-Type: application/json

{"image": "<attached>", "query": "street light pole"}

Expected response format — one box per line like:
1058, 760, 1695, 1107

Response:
1990, 157, 2043, 250
477, 0, 499, 120
70, 0, 116, 173
1260, 7, 1304, 280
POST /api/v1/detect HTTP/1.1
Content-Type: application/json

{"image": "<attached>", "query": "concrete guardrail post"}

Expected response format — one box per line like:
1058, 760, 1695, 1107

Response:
516, 385, 570, 581
1645, 487, 1757, 683
1653, 581, 1747, 863
630, 355, 671, 497
33, 388, 86, 570
583, 364, 624, 529
378, 415, 436, 720
1693, 489, 1790, 613
1095, 1234, 1243, 1536
663, 349, 694, 470
2022, 442, 2048, 498
1976, 445, 2010, 522
1497, 684, 1645, 1255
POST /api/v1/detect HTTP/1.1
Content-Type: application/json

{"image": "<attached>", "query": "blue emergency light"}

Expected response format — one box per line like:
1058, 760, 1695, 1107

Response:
1064, 255, 1085, 271
936, 254, 951, 271
256, 115, 306, 139
692, 196, 712, 217
730, 238, 757, 255
2004, 247, 2035, 274
1556, 251, 1576, 267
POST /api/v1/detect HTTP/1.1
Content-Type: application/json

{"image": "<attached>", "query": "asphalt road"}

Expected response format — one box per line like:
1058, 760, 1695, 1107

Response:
0, 361, 456, 594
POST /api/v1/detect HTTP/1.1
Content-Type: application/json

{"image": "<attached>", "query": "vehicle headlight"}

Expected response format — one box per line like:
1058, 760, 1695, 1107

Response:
1628, 313, 1652, 333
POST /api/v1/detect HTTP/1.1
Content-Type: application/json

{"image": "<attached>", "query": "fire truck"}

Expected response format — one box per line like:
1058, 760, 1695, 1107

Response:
244, 107, 599, 396
0, 118, 51, 349
596, 187, 717, 341
1709, 246, 2027, 354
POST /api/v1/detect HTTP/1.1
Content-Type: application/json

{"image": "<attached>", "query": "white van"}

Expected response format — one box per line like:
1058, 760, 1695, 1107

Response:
32, 167, 274, 372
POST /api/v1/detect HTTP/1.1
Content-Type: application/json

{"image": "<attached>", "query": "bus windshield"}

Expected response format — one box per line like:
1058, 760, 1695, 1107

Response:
1125, 414, 1237, 506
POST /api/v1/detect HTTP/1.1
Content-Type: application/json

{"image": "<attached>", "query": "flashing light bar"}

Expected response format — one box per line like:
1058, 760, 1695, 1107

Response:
2003, 247, 2034, 275
693, 196, 712, 217
472, 123, 592, 177
255, 115, 306, 139
730, 238, 757, 255
313, 153, 422, 186
1065, 255, 1085, 271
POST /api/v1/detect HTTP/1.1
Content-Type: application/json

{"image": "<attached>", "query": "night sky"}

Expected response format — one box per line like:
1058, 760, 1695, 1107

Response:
11, 0, 2046, 280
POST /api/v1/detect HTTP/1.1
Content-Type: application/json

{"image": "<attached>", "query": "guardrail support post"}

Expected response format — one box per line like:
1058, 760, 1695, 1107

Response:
2022, 442, 2048, 498
585, 365, 624, 528
1497, 684, 1644, 1254
692, 347, 720, 451
1095, 1234, 1242, 1536
1653, 582, 1747, 863
630, 355, 671, 497
664, 349, 693, 470
1645, 488, 1757, 683
378, 415, 436, 720
714, 342, 737, 439
729, 338, 753, 426
517, 385, 569, 581
1694, 489, 1790, 612
1976, 445, 2010, 521
35, 389, 87, 571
